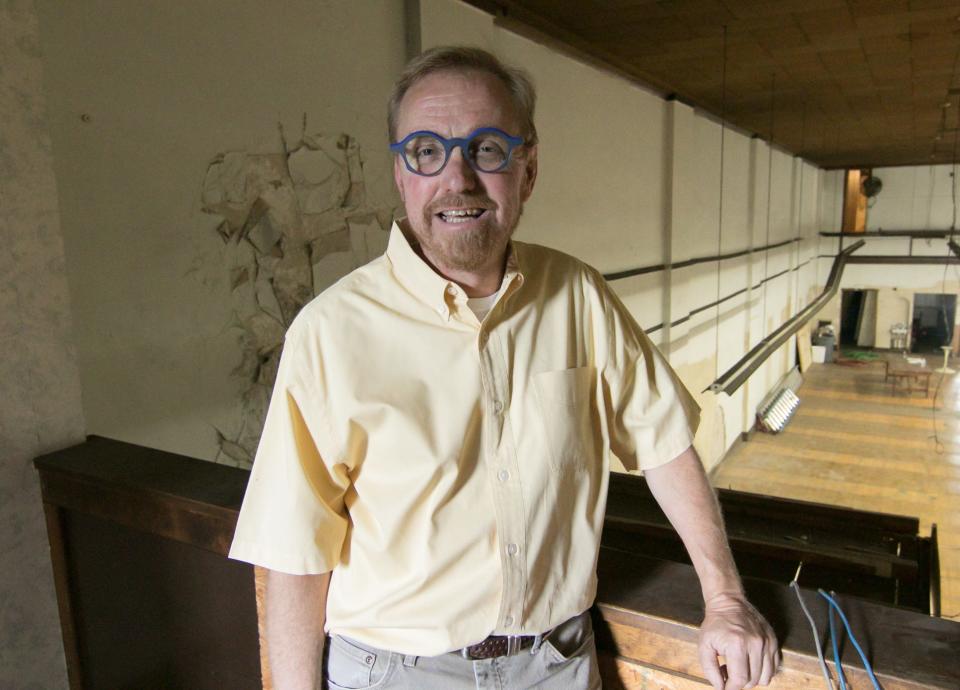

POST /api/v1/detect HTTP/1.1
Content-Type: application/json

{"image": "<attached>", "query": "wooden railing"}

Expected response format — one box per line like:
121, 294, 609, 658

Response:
36, 436, 960, 689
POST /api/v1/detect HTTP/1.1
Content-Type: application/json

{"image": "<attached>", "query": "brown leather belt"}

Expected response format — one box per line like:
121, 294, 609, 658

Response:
461, 634, 538, 659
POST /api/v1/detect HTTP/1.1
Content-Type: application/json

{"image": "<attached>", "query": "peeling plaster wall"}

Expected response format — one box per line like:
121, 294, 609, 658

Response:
198, 134, 395, 465
0, 2, 84, 688
37, 0, 406, 462
423, 0, 824, 471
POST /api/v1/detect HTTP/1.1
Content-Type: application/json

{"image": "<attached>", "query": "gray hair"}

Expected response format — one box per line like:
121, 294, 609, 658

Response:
387, 45, 538, 147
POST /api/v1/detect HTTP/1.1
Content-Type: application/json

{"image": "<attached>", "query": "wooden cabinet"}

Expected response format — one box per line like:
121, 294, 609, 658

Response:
36, 436, 260, 689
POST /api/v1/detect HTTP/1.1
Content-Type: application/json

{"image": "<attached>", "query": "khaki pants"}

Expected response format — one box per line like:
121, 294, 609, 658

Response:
324, 609, 601, 690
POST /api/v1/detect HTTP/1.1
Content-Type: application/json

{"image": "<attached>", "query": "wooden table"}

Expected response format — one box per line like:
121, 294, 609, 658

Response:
885, 361, 933, 395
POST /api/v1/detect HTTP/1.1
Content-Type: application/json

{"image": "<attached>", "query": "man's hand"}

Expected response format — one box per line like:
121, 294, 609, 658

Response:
699, 591, 779, 690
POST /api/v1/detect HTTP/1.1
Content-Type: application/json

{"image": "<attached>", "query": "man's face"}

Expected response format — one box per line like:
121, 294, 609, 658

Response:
393, 69, 537, 275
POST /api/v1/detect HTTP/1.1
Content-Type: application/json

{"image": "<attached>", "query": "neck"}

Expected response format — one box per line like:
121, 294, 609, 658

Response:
425, 252, 506, 298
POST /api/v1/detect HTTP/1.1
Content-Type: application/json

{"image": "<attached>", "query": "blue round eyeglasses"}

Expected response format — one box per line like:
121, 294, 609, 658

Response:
390, 127, 524, 176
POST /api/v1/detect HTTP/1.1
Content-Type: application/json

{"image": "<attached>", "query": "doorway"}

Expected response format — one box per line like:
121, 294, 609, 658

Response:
911, 293, 956, 353
840, 289, 878, 347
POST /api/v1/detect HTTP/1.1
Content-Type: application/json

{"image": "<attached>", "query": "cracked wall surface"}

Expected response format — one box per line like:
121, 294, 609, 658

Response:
200, 130, 393, 467
0, 2, 84, 688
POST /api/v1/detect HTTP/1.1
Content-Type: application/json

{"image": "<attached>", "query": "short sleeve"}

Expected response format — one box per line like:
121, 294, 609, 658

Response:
589, 269, 701, 472
228, 320, 350, 574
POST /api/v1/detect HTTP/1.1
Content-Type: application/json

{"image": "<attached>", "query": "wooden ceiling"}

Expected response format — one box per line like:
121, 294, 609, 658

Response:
462, 0, 960, 169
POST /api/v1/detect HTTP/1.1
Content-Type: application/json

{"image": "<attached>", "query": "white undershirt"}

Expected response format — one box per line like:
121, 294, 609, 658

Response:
466, 283, 507, 321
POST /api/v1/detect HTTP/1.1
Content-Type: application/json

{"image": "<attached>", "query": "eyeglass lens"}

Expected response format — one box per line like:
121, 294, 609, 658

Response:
402, 131, 512, 174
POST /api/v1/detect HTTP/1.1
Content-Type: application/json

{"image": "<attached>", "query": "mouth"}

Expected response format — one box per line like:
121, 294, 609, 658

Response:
436, 208, 487, 224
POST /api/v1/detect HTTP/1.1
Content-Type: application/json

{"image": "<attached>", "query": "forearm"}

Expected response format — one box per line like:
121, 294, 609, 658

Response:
645, 447, 779, 688
265, 569, 332, 690
643, 446, 742, 602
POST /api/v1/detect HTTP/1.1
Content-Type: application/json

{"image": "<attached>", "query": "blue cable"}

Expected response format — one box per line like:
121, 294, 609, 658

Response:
827, 592, 848, 690
818, 590, 883, 690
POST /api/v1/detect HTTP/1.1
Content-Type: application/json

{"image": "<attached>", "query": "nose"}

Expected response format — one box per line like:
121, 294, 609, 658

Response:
439, 145, 478, 193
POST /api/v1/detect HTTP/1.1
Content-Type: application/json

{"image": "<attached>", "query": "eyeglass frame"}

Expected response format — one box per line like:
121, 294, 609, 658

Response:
390, 127, 525, 177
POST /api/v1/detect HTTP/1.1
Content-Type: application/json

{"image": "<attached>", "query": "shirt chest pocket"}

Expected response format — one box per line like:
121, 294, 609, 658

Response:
533, 366, 597, 473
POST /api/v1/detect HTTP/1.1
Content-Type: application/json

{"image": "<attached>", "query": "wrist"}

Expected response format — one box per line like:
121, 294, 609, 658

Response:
702, 584, 747, 607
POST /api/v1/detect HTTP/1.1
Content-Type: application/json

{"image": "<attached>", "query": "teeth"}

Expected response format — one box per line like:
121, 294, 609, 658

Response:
440, 208, 483, 219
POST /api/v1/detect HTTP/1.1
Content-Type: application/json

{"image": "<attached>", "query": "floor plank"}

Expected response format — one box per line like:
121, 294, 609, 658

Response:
713, 354, 960, 620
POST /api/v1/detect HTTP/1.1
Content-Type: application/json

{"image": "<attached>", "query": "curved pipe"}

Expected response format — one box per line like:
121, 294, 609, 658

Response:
707, 240, 866, 395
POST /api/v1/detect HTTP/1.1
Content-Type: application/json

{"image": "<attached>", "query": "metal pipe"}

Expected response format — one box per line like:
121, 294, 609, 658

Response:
707, 239, 865, 395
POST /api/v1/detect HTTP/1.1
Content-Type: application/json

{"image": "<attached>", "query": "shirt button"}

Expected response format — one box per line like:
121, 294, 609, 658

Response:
493, 400, 504, 413
446, 285, 456, 295
498, 469, 510, 482
504, 615, 514, 627
507, 543, 518, 556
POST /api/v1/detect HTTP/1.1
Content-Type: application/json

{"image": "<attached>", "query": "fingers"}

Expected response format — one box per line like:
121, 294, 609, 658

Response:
703, 629, 780, 689
722, 643, 750, 690
759, 645, 775, 687
699, 600, 781, 690
743, 637, 764, 689
759, 631, 780, 686
699, 640, 726, 690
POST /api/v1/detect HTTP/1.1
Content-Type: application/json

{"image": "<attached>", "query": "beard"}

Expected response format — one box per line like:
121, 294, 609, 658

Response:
409, 195, 521, 272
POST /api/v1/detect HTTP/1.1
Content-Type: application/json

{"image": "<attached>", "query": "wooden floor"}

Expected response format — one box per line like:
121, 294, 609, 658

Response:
713, 352, 960, 621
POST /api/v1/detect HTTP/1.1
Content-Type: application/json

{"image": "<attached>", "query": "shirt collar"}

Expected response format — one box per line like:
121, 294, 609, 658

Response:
386, 220, 524, 319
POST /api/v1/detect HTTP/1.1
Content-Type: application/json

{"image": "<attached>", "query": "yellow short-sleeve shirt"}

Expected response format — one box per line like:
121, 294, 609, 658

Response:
230, 222, 700, 656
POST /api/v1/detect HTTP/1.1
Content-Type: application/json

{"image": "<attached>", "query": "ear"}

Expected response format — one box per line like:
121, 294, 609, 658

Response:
393, 156, 406, 202
520, 145, 538, 202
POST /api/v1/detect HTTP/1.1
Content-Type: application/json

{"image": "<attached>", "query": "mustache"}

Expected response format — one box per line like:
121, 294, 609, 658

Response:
426, 195, 496, 214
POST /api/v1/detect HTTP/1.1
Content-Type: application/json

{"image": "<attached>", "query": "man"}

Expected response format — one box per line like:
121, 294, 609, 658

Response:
230, 46, 779, 690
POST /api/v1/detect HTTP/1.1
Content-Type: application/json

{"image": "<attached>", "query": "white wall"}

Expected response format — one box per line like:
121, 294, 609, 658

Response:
820, 169, 844, 233
39, 0, 407, 462
868, 165, 960, 231
421, 0, 827, 469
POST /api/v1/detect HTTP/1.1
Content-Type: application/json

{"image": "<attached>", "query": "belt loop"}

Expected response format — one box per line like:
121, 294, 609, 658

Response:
530, 633, 544, 655
403, 654, 418, 668
507, 635, 519, 656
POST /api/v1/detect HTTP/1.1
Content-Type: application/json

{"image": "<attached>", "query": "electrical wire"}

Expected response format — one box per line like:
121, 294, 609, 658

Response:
712, 24, 728, 380
761, 73, 775, 338
827, 590, 848, 690
817, 590, 883, 690
789, 581, 834, 689
929, 91, 960, 456
949, 36, 960, 231
794, 103, 807, 322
